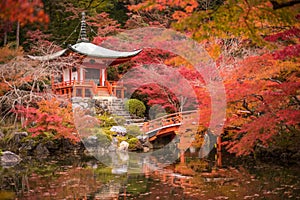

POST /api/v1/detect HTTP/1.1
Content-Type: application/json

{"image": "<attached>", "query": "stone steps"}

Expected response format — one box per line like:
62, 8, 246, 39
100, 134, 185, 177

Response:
95, 97, 133, 124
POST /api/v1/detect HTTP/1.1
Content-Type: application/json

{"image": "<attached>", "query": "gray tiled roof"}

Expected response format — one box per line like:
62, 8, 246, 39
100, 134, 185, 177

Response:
28, 42, 142, 61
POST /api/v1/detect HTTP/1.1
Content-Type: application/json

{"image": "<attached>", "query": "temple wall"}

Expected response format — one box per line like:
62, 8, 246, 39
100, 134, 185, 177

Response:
72, 72, 77, 81
63, 69, 70, 82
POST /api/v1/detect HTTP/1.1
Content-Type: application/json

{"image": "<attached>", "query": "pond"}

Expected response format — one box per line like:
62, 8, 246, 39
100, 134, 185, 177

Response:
0, 150, 299, 200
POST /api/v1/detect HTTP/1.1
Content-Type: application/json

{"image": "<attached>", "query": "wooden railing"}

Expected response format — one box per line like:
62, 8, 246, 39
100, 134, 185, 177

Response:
53, 80, 75, 90
89, 81, 97, 95
53, 80, 95, 89
106, 80, 113, 95
143, 110, 198, 135
53, 80, 127, 98
53, 80, 95, 98
109, 81, 125, 99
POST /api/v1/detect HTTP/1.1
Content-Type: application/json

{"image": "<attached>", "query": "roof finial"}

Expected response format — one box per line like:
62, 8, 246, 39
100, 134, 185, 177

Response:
77, 12, 89, 43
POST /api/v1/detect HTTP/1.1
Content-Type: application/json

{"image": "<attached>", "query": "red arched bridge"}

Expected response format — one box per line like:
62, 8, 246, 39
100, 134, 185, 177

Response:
142, 110, 199, 142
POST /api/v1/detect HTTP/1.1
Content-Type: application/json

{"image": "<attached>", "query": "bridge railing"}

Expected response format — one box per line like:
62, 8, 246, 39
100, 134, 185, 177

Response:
143, 110, 199, 134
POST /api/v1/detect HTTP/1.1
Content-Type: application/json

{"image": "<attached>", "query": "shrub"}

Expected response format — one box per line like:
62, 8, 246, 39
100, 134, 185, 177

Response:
128, 138, 139, 149
112, 115, 126, 125
124, 99, 146, 118
97, 114, 117, 127
107, 66, 119, 81
126, 125, 142, 137
13, 99, 79, 143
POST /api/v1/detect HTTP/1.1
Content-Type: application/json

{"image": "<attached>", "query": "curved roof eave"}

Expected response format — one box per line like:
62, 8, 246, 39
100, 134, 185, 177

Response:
27, 49, 68, 61
69, 42, 142, 58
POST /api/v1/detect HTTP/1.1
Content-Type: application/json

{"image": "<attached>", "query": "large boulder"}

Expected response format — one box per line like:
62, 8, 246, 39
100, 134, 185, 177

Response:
118, 141, 129, 151
1, 151, 21, 166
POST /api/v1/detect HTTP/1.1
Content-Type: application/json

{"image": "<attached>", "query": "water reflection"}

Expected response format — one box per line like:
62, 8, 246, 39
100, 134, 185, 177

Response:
0, 151, 299, 200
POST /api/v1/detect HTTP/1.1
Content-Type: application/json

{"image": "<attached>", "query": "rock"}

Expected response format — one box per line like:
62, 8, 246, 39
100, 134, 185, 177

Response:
108, 145, 116, 152
12, 132, 28, 143
143, 140, 153, 149
84, 136, 99, 147
19, 139, 35, 155
118, 141, 129, 151
135, 140, 144, 151
34, 143, 49, 158
1, 151, 21, 166
143, 147, 150, 153
189, 146, 196, 153
45, 140, 59, 152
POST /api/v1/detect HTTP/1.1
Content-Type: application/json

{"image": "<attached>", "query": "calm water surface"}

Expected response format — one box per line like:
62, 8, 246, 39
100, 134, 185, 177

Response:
0, 152, 299, 200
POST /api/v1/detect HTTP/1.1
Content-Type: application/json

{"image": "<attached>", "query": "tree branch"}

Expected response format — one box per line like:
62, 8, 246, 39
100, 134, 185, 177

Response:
270, 0, 300, 10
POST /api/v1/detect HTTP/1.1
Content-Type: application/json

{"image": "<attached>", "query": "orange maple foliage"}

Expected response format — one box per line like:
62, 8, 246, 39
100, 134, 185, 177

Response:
14, 98, 80, 143
0, 0, 49, 25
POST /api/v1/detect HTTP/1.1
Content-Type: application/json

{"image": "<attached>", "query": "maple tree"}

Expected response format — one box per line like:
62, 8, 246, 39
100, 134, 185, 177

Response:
0, 39, 79, 125
13, 98, 79, 142
121, 60, 199, 114
125, 0, 300, 156
128, 0, 300, 44
222, 26, 300, 155
0, 0, 298, 157
0, 0, 49, 47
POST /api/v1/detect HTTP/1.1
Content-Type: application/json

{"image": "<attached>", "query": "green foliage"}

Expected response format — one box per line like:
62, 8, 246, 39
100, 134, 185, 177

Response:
40, 0, 118, 46
126, 125, 142, 137
173, 1, 300, 45
124, 99, 146, 117
102, 128, 115, 137
95, 132, 111, 147
116, 136, 127, 144
128, 137, 139, 149
107, 66, 119, 81
112, 115, 126, 125
97, 114, 117, 127
155, 112, 167, 119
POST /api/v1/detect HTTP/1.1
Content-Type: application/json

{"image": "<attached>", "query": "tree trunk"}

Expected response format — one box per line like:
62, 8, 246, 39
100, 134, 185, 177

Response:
4, 31, 7, 46
16, 21, 20, 49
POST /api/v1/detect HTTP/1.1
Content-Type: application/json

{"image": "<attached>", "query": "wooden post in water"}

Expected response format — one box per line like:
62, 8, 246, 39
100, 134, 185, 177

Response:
180, 150, 185, 164
216, 136, 222, 167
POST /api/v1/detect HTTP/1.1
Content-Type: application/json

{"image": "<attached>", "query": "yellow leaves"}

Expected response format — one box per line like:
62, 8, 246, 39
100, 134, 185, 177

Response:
164, 56, 193, 68
205, 42, 221, 60
0, 43, 24, 63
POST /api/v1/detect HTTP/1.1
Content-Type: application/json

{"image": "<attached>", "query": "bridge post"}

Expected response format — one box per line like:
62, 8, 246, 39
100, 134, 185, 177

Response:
216, 136, 222, 167
180, 150, 185, 164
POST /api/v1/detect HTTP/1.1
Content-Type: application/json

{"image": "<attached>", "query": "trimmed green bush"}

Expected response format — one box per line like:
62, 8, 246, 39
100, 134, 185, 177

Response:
125, 99, 146, 118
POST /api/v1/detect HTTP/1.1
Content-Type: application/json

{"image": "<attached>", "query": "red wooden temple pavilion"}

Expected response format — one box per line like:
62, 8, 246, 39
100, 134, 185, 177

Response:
28, 13, 141, 99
